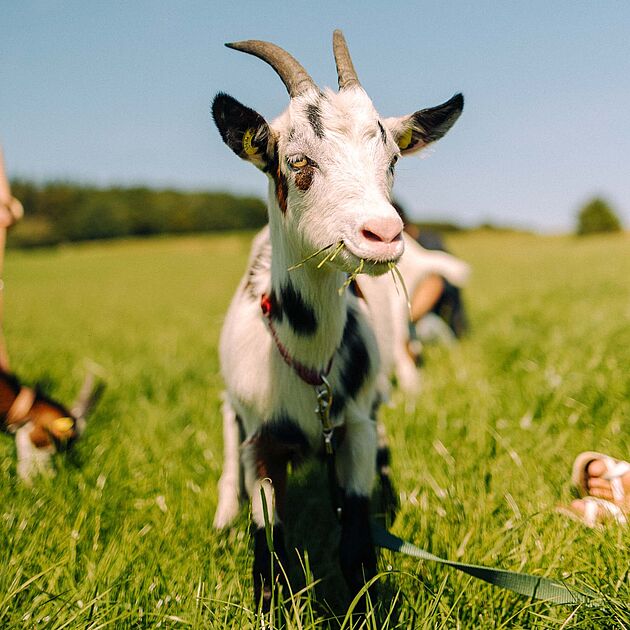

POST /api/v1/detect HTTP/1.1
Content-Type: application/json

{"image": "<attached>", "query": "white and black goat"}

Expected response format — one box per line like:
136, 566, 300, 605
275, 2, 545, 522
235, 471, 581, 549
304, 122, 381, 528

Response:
212, 31, 463, 608
1, 369, 101, 482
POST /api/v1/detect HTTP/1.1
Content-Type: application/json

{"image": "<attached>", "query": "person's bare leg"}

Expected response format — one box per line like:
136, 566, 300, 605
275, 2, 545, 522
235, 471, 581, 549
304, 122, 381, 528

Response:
410, 274, 444, 323
0, 146, 23, 226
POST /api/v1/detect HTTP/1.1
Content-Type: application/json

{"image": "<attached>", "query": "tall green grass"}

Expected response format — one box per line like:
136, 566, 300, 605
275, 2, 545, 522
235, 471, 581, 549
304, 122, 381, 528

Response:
1, 231, 628, 628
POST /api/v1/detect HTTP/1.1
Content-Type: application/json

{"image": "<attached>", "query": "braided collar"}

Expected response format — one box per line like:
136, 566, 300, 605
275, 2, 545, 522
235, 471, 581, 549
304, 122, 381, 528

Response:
260, 293, 333, 387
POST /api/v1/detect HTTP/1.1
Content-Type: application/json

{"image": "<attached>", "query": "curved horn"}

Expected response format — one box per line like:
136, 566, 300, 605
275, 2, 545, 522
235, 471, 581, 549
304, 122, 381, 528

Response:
225, 40, 316, 98
333, 30, 360, 90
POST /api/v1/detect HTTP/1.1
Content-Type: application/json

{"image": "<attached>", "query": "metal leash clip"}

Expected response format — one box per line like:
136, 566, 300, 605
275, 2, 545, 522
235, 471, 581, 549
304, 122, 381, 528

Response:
315, 375, 334, 454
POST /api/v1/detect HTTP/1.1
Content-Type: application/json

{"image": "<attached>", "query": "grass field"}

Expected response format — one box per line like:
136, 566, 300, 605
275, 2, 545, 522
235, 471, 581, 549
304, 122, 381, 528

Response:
1, 230, 629, 628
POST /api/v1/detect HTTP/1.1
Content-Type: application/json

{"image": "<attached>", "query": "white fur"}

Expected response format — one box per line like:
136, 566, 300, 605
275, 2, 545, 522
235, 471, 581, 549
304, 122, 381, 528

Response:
15, 422, 54, 484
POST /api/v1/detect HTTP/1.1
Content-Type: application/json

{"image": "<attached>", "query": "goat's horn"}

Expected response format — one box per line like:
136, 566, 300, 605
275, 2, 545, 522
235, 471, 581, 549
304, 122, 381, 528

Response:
225, 40, 317, 98
333, 30, 360, 90
70, 370, 104, 435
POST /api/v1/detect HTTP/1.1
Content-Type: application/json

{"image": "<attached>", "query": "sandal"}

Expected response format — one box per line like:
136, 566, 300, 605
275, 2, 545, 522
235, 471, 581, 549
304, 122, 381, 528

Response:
559, 496, 628, 528
571, 451, 630, 505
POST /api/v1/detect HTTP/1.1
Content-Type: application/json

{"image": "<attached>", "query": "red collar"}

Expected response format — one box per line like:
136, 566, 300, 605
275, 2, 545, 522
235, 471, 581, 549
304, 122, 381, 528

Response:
261, 293, 333, 387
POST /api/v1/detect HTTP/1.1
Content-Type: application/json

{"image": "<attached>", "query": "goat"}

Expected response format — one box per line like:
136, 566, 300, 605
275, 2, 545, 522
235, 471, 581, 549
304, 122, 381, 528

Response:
0, 369, 101, 482
211, 31, 463, 608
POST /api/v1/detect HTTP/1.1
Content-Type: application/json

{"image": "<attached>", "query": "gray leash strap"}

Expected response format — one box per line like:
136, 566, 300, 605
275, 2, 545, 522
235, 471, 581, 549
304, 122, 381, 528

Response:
316, 384, 595, 606
371, 522, 596, 605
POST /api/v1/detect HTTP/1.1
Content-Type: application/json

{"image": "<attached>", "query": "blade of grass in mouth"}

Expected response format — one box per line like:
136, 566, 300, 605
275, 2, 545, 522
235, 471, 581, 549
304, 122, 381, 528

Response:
287, 241, 342, 272
338, 258, 364, 295
388, 261, 411, 316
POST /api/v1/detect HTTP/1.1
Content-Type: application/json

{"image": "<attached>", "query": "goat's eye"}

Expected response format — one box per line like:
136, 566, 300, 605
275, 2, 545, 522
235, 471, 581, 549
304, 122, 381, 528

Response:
288, 157, 309, 170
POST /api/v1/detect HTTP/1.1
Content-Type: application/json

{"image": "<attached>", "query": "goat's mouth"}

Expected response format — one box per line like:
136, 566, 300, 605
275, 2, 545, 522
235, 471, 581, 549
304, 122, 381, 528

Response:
287, 239, 409, 301
341, 238, 404, 275
335, 243, 410, 301
288, 239, 403, 277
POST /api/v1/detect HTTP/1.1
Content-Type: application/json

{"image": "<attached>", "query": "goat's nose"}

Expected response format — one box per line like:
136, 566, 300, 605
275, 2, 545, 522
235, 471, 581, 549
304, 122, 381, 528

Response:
360, 216, 403, 244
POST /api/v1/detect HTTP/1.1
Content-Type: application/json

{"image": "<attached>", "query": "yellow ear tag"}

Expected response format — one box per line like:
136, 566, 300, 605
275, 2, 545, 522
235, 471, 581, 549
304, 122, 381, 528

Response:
242, 128, 258, 156
51, 417, 74, 435
398, 127, 413, 150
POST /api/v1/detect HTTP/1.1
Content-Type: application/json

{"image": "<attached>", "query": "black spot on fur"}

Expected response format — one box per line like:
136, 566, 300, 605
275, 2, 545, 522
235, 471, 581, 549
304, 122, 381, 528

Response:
257, 415, 310, 460
377, 121, 387, 144
306, 103, 324, 139
263, 146, 288, 214
276, 171, 288, 213
376, 445, 391, 470
235, 414, 246, 443
269, 290, 283, 323
339, 493, 376, 606
339, 309, 370, 397
279, 282, 317, 335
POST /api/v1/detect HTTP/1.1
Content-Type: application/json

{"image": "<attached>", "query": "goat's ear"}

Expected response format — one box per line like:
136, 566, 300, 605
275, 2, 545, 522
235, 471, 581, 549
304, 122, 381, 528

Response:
212, 93, 274, 169
384, 93, 463, 155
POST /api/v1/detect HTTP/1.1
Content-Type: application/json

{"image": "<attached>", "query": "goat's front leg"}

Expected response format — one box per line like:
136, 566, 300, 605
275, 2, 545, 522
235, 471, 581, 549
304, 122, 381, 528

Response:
242, 434, 290, 611
213, 397, 243, 529
15, 422, 54, 484
335, 412, 377, 607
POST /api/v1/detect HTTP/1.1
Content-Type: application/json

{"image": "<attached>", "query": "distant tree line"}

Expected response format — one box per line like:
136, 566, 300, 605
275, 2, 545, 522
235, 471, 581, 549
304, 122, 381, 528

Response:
7, 180, 267, 247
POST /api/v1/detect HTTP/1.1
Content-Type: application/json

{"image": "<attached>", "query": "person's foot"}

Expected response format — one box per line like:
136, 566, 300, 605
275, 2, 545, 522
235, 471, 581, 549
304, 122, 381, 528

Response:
565, 453, 630, 527
581, 458, 630, 505
565, 496, 627, 527
573, 453, 630, 505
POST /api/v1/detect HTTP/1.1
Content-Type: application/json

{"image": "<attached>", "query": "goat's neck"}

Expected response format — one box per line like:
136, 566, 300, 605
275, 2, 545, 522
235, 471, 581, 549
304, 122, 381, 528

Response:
269, 218, 348, 368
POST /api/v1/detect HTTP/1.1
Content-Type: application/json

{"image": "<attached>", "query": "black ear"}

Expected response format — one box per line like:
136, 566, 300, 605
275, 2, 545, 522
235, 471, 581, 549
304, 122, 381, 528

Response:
212, 93, 274, 169
385, 93, 464, 155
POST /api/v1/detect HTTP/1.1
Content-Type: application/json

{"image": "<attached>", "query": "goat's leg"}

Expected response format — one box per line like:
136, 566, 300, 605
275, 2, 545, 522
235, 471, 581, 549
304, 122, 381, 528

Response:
335, 414, 377, 608
15, 422, 54, 484
242, 436, 290, 611
213, 397, 243, 529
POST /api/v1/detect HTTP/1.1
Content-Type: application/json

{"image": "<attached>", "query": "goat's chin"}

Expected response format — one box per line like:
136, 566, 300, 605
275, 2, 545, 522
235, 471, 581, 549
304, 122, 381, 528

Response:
335, 245, 402, 277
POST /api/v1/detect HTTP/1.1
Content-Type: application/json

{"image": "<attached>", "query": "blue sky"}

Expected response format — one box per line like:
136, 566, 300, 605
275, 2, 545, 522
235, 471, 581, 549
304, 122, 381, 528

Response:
2, 1, 629, 231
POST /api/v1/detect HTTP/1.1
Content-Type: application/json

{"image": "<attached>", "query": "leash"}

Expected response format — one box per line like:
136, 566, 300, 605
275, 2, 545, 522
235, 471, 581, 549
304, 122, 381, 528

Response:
371, 522, 594, 605
260, 291, 594, 605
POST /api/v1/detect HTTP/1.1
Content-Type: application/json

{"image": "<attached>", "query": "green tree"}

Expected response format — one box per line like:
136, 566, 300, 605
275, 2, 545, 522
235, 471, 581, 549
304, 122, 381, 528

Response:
577, 197, 622, 235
